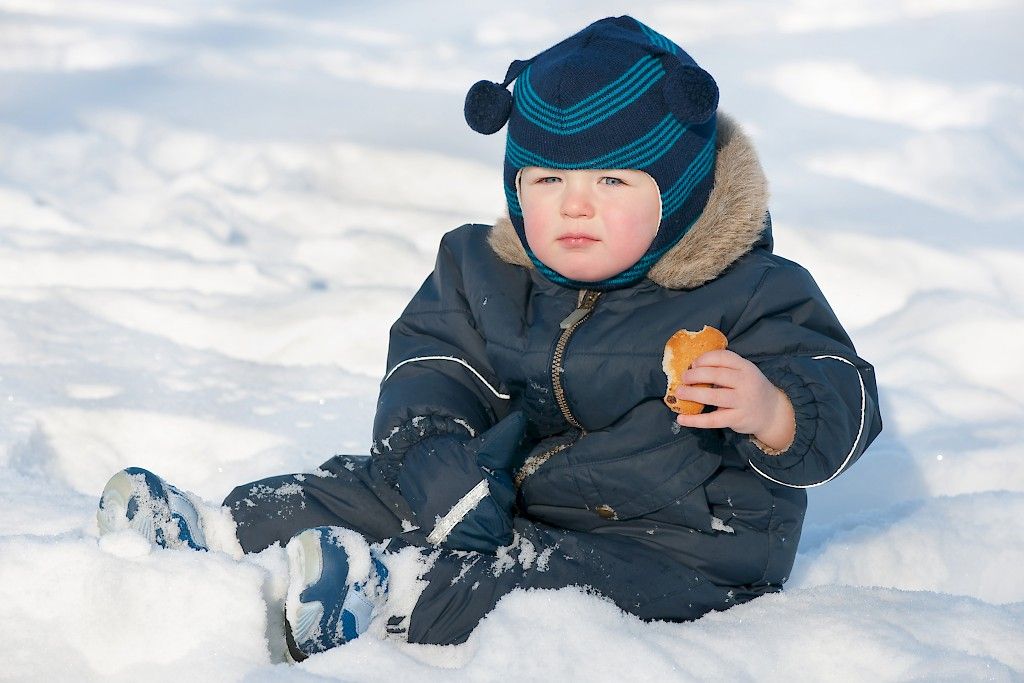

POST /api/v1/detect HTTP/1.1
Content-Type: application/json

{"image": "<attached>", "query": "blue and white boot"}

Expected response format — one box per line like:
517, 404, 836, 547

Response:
284, 526, 389, 661
97, 467, 208, 551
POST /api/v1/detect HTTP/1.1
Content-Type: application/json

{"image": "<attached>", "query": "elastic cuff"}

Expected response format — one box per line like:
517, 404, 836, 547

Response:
372, 415, 475, 486
750, 433, 792, 456
374, 415, 474, 456
739, 364, 818, 471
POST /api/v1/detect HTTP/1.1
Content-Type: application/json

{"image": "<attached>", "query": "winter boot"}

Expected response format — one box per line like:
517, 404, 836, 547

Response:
97, 467, 208, 551
284, 526, 389, 661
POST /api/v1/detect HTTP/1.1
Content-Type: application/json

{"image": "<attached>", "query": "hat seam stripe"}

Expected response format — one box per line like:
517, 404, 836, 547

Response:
637, 23, 678, 54
516, 69, 664, 134
517, 73, 665, 134
515, 60, 665, 131
506, 114, 685, 169
589, 117, 684, 168
518, 58, 659, 116
661, 134, 715, 206
661, 164, 713, 220
661, 167, 713, 220
660, 135, 717, 217
506, 128, 680, 171
517, 56, 661, 118
661, 156, 714, 217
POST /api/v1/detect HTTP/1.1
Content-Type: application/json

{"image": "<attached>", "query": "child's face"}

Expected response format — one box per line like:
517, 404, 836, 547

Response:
518, 167, 661, 283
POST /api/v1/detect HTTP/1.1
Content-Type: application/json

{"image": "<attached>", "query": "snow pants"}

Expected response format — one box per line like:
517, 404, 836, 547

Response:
223, 454, 750, 645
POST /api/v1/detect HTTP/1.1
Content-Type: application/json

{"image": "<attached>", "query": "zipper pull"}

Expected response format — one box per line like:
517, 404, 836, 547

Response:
559, 307, 589, 329
559, 290, 597, 329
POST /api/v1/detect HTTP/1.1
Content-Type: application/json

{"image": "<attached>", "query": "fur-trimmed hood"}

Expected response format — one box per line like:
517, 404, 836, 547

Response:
487, 112, 769, 290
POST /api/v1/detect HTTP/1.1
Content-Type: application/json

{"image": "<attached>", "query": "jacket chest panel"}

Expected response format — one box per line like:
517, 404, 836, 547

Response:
477, 284, 741, 434
474, 288, 576, 434
558, 278, 758, 429
559, 309, 703, 429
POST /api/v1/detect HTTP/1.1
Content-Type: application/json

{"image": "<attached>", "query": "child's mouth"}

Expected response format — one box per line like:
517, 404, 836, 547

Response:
558, 234, 599, 248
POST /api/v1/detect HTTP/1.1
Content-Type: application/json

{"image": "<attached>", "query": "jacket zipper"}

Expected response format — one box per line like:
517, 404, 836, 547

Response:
552, 289, 601, 430
515, 289, 601, 489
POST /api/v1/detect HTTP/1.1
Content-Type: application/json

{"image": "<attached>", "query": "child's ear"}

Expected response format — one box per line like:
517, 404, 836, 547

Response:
662, 61, 719, 124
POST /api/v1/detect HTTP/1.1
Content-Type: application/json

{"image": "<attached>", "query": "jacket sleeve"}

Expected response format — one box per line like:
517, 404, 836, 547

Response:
371, 230, 510, 482
725, 260, 882, 488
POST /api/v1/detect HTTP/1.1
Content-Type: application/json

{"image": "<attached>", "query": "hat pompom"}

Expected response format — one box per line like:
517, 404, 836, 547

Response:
662, 62, 719, 124
464, 80, 513, 135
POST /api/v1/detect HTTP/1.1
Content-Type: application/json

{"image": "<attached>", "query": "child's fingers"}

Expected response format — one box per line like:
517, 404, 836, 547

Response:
681, 365, 739, 388
675, 407, 734, 429
690, 349, 742, 368
673, 385, 736, 409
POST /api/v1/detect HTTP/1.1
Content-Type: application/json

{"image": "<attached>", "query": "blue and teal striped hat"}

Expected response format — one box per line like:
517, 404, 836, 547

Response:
465, 16, 719, 290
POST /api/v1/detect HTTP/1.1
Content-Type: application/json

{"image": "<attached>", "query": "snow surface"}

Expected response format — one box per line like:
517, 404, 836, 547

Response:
1, 1, 1023, 680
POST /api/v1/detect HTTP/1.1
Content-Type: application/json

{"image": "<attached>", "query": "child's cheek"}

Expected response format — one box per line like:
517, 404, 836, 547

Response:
523, 204, 559, 243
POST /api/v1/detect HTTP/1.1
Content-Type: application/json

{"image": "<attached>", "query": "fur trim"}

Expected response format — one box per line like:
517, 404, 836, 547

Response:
488, 213, 534, 270
487, 112, 769, 290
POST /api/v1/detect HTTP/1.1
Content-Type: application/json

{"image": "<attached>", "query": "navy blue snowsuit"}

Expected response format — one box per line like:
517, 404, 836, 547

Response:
225, 117, 881, 645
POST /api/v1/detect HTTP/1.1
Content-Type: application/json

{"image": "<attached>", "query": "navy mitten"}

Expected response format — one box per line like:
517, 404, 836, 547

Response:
397, 412, 527, 553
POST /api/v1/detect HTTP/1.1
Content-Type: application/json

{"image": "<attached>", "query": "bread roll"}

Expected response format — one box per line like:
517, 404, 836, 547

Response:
663, 326, 728, 415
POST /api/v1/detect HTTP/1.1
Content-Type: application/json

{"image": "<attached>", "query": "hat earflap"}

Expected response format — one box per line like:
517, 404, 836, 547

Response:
661, 59, 719, 125
464, 58, 532, 135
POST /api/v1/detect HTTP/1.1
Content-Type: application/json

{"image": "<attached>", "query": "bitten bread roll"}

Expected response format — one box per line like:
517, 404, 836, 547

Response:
663, 326, 728, 415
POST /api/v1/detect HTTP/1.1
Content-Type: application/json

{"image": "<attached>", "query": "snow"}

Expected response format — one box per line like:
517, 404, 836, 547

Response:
1, 1, 1022, 680
0, 534, 272, 680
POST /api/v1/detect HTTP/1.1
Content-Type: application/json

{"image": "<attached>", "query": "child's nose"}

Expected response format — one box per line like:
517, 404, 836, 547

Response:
560, 184, 595, 218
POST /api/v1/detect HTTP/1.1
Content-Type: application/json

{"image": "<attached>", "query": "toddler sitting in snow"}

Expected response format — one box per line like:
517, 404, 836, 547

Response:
97, 16, 881, 661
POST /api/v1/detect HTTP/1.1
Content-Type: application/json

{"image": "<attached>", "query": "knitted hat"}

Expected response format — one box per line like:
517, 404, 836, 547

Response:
465, 16, 719, 290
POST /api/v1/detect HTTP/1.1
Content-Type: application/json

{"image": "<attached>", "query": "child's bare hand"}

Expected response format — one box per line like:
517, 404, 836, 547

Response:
673, 350, 795, 451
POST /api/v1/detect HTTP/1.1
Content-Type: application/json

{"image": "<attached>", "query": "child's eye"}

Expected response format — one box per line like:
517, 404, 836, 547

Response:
600, 176, 625, 186
538, 176, 561, 184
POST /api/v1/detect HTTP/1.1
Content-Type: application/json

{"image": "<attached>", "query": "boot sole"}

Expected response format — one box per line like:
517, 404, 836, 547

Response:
97, 469, 157, 542
285, 528, 326, 653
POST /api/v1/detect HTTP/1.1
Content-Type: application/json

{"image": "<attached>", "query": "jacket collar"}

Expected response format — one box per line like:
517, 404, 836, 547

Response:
487, 112, 770, 290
